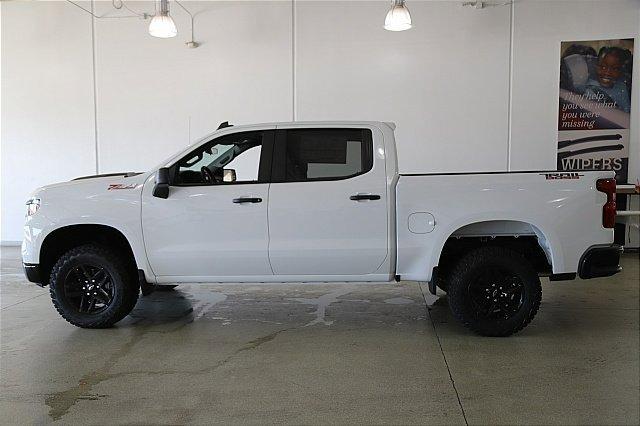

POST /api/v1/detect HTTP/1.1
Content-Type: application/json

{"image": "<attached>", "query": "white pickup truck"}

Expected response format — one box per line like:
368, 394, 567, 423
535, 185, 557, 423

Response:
22, 121, 622, 336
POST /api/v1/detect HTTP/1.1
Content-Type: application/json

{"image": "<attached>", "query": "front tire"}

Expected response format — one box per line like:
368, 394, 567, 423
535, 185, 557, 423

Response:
49, 244, 139, 328
447, 247, 542, 337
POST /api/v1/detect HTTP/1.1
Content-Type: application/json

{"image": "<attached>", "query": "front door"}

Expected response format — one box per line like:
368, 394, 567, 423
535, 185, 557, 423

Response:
267, 126, 389, 277
142, 129, 275, 280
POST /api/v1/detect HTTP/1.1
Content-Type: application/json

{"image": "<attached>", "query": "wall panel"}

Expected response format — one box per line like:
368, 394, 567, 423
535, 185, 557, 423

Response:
1, 1, 96, 242
295, 1, 512, 174
94, 1, 293, 173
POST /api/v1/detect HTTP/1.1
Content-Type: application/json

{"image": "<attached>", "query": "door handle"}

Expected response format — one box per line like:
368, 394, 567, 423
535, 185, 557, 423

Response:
233, 197, 262, 204
350, 194, 381, 201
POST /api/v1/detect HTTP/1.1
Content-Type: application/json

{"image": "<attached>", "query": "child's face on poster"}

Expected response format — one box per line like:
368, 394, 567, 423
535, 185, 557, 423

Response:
597, 53, 623, 87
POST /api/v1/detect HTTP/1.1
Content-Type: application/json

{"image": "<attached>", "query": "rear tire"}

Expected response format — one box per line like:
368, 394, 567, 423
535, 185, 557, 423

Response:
49, 244, 139, 328
447, 246, 541, 337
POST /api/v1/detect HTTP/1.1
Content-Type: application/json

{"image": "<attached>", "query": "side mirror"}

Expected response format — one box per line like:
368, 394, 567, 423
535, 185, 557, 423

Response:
153, 167, 170, 199
223, 169, 237, 183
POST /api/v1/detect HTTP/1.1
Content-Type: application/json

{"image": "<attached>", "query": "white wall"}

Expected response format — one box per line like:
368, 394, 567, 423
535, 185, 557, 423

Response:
1, 0, 97, 242
295, 1, 511, 173
1, 0, 639, 242
94, 1, 293, 172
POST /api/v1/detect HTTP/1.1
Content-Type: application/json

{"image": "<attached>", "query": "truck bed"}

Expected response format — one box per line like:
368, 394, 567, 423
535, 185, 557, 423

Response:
395, 170, 615, 281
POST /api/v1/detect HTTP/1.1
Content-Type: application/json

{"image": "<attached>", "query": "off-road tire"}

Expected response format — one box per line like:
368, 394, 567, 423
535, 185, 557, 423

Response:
49, 244, 139, 328
447, 246, 542, 337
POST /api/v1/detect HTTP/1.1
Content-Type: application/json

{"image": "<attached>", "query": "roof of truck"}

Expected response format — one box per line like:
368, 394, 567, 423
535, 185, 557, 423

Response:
214, 120, 396, 131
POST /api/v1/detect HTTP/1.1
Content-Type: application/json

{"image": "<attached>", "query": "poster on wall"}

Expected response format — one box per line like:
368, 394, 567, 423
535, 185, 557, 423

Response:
557, 38, 634, 183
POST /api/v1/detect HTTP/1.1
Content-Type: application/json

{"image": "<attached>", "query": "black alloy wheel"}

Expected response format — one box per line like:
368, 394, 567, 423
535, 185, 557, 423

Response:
467, 267, 525, 321
63, 264, 115, 314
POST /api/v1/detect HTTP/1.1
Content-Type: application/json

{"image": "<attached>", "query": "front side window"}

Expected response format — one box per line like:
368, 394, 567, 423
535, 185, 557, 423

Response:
283, 129, 373, 182
175, 131, 264, 185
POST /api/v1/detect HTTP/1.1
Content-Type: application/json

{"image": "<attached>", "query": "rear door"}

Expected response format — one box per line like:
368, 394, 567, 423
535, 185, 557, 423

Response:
267, 126, 389, 277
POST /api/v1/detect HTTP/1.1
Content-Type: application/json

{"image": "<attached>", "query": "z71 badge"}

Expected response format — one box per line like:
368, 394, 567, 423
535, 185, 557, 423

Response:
540, 172, 584, 180
108, 184, 137, 190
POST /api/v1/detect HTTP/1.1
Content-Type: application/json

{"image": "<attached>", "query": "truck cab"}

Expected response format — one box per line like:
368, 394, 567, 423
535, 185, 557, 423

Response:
143, 122, 396, 283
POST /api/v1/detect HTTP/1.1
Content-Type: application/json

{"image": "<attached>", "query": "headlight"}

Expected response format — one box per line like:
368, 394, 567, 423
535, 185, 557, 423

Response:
26, 198, 40, 217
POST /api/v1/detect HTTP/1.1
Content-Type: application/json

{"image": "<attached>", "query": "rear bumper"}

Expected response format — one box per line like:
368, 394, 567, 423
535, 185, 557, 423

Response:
23, 263, 46, 287
578, 244, 623, 279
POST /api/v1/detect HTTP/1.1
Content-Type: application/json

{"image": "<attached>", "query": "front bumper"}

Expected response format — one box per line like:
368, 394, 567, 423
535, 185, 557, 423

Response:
578, 244, 623, 279
23, 263, 45, 287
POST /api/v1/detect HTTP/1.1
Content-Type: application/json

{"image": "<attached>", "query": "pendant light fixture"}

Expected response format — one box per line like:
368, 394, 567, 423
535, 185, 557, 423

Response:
149, 0, 177, 38
384, 0, 413, 32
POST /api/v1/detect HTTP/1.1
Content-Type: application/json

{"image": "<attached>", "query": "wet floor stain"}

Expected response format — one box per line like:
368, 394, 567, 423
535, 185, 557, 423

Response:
288, 288, 353, 327
44, 326, 146, 421
190, 292, 228, 320
237, 328, 292, 353
35, 285, 428, 421
42, 287, 368, 420
42, 313, 289, 421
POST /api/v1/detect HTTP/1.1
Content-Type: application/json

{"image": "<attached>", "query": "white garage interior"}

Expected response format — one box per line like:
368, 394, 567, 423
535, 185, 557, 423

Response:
1, 1, 639, 424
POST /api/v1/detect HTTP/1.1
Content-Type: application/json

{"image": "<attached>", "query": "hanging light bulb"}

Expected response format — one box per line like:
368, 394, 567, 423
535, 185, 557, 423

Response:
149, 0, 177, 38
384, 0, 412, 32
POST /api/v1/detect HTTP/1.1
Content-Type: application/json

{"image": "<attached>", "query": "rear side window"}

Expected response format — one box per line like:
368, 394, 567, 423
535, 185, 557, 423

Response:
282, 129, 373, 182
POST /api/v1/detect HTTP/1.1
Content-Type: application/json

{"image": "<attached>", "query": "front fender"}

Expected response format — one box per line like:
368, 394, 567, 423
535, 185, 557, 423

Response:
21, 174, 155, 282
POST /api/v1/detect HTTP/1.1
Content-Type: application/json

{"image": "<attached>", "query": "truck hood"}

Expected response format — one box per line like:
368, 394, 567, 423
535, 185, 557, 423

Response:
72, 172, 143, 181
32, 171, 150, 195
24, 171, 151, 242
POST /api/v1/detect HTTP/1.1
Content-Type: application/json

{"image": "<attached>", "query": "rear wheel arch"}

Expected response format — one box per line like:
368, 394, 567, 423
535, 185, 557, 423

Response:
39, 224, 138, 286
432, 220, 555, 291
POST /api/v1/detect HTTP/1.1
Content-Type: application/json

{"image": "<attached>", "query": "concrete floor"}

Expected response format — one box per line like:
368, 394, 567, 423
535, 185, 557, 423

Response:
0, 246, 638, 425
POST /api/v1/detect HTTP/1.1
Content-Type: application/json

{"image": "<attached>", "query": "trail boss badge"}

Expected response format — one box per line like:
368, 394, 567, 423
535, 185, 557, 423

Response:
540, 172, 584, 180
